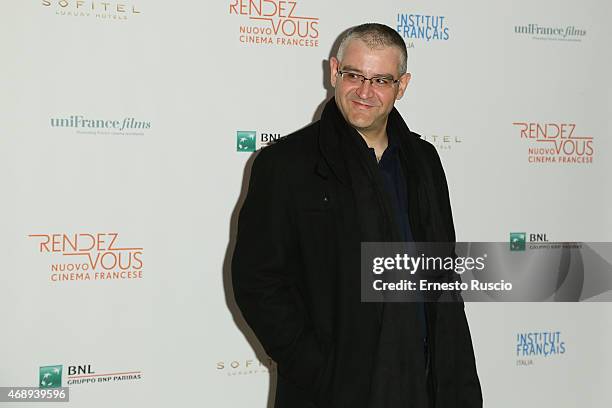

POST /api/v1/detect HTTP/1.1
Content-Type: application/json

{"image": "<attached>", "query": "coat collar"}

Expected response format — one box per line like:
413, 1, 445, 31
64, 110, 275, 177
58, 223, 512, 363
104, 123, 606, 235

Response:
316, 97, 421, 184
316, 97, 349, 184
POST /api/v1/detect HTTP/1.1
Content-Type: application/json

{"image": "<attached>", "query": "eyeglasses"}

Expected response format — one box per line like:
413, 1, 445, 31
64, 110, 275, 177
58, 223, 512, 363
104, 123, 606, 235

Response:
336, 70, 400, 89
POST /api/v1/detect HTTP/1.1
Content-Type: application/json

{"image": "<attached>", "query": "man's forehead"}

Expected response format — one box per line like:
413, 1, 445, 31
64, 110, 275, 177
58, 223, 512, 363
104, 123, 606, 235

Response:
339, 64, 395, 79
340, 39, 402, 75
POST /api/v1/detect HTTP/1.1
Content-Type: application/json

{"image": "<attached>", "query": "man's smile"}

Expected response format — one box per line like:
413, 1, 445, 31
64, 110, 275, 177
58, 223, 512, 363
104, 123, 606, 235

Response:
351, 99, 377, 109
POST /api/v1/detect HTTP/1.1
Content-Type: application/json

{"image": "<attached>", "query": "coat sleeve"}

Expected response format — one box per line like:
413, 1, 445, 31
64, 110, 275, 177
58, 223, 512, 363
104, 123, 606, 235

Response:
231, 147, 333, 400
423, 143, 483, 406
422, 141, 466, 303
422, 141, 456, 243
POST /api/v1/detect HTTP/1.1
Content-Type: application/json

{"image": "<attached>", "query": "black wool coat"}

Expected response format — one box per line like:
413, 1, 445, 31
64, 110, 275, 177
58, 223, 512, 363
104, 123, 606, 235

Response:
232, 99, 482, 408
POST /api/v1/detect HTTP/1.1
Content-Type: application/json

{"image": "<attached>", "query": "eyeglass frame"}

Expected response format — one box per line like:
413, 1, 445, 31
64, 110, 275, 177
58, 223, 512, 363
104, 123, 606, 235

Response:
335, 69, 401, 88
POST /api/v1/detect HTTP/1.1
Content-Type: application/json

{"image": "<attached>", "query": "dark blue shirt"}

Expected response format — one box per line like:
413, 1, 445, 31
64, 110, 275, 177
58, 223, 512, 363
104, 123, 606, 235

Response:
369, 134, 414, 243
368, 134, 428, 350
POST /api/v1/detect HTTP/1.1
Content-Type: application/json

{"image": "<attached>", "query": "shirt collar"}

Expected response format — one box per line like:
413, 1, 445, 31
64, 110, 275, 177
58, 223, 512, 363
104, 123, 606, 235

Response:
355, 127, 400, 155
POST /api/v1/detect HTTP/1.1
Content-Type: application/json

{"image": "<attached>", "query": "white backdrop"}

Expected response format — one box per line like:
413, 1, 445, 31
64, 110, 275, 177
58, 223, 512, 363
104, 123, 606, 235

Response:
1, 1, 611, 407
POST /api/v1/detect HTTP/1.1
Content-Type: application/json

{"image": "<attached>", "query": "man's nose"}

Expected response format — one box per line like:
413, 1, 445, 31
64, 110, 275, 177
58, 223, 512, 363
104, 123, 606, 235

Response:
355, 79, 374, 99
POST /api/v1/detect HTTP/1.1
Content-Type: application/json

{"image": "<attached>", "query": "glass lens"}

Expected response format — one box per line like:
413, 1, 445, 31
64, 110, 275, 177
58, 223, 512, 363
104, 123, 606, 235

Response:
342, 72, 363, 84
372, 77, 392, 87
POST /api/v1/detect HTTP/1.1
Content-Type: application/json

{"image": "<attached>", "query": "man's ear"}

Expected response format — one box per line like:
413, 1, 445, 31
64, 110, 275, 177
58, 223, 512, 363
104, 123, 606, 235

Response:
330, 57, 339, 88
396, 72, 412, 100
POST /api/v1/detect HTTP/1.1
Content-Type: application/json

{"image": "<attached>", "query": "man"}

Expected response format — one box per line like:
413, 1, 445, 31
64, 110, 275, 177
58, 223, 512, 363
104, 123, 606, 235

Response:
232, 23, 482, 408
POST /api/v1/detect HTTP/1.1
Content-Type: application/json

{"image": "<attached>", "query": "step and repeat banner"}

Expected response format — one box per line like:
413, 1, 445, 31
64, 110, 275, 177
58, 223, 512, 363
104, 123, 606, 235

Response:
1, 1, 611, 407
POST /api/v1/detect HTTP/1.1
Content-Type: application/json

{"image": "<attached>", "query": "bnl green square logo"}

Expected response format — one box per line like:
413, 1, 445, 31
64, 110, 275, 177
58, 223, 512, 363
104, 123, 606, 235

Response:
510, 232, 526, 251
39, 365, 62, 388
237, 131, 256, 152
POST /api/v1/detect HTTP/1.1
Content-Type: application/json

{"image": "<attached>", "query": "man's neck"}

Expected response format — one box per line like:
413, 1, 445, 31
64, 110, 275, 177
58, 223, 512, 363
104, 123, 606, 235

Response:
356, 128, 388, 161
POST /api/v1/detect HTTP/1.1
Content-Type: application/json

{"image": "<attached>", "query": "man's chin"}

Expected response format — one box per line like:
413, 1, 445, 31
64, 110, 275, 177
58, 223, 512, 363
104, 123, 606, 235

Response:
348, 120, 374, 132
346, 114, 374, 130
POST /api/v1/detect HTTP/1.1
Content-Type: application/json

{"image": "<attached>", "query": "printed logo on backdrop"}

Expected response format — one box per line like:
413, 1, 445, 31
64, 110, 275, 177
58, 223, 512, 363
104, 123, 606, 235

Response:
421, 134, 462, 151
39, 366, 63, 388
41, 1, 142, 22
236, 130, 284, 152
514, 24, 586, 42
510, 232, 551, 251
512, 122, 594, 164
395, 14, 450, 48
516, 331, 566, 366
229, 0, 319, 47
509, 232, 526, 251
28, 233, 144, 283
39, 364, 142, 386
50, 115, 151, 136
216, 357, 272, 376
